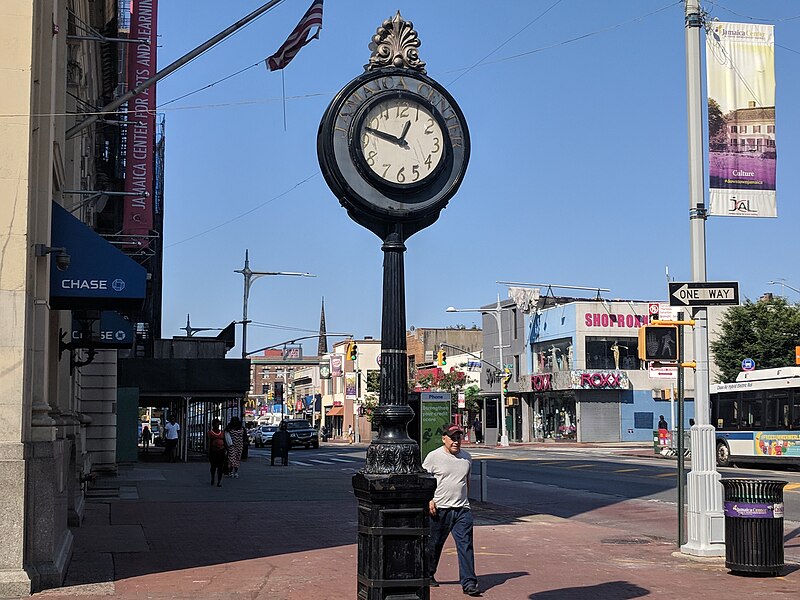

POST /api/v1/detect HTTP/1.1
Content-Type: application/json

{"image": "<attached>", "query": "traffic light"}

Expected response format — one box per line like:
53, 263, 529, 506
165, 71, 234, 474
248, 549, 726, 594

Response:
638, 325, 679, 362
349, 342, 358, 361
436, 348, 446, 366
502, 373, 511, 394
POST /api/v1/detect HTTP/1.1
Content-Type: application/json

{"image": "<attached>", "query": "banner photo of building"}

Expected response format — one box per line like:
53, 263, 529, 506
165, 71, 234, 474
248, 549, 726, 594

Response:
706, 22, 776, 217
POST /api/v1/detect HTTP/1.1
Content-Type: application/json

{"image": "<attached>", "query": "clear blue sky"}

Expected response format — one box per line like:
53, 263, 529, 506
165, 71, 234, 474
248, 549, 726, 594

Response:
156, 0, 800, 357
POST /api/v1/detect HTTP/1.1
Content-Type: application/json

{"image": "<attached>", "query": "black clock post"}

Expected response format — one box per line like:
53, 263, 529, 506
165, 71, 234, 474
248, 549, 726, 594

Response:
317, 13, 469, 600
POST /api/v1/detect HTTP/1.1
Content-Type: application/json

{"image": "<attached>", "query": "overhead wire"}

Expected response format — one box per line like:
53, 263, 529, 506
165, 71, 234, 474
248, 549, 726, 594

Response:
165, 172, 318, 249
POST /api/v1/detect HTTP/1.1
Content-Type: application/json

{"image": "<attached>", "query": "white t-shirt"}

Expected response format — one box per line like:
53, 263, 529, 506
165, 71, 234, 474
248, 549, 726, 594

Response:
422, 445, 472, 509
165, 422, 180, 440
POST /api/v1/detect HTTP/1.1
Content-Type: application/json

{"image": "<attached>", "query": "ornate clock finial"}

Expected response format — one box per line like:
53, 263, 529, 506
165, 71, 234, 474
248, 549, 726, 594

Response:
366, 12, 426, 73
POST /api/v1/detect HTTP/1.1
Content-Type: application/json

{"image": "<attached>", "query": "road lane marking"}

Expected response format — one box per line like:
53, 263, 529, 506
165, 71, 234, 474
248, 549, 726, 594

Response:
614, 468, 640, 473
309, 459, 335, 464
785, 483, 800, 492
328, 457, 355, 463
566, 464, 593, 469
654, 472, 676, 478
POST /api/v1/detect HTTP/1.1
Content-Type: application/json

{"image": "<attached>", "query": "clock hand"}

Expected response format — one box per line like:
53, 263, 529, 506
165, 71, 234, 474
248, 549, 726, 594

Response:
397, 120, 411, 146
365, 126, 407, 147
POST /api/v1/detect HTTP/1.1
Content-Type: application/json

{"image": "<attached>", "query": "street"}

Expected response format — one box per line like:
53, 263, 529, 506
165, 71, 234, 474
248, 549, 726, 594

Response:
250, 443, 800, 563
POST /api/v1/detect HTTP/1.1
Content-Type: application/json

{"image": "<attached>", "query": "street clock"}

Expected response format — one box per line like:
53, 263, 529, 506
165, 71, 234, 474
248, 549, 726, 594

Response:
317, 12, 470, 239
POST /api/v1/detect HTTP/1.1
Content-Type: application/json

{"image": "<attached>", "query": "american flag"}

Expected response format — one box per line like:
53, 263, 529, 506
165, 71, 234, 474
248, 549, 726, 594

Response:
266, 0, 323, 71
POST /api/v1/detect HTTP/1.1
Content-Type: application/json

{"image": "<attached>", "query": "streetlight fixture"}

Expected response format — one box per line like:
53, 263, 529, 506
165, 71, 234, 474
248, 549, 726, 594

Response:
768, 280, 800, 297
234, 249, 315, 359
447, 293, 511, 447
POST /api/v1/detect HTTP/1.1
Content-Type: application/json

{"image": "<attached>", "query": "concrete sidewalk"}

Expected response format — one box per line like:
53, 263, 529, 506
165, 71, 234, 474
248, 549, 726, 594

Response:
32, 449, 800, 599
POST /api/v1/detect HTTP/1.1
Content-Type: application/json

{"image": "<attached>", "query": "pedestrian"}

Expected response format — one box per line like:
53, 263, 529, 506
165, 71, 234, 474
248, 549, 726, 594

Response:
271, 420, 290, 466
347, 424, 354, 444
658, 415, 669, 430
320, 424, 328, 442
164, 415, 180, 462
472, 416, 482, 444
225, 416, 244, 478
208, 418, 226, 487
423, 423, 480, 596
140, 424, 152, 453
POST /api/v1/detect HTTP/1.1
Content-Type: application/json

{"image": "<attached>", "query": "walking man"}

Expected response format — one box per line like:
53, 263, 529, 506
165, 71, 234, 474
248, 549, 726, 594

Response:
164, 415, 180, 462
422, 423, 480, 596
271, 421, 290, 466
472, 416, 482, 444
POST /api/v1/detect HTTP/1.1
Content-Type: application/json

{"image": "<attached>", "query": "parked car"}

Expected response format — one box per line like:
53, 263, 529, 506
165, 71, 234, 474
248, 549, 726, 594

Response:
254, 425, 278, 448
284, 419, 319, 449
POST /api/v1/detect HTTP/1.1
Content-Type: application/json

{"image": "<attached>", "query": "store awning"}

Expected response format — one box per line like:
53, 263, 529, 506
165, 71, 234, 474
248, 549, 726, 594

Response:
49, 201, 147, 310
326, 406, 344, 417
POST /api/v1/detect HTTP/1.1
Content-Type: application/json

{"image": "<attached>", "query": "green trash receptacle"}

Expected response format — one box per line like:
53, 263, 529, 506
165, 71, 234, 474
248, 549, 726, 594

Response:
721, 478, 787, 576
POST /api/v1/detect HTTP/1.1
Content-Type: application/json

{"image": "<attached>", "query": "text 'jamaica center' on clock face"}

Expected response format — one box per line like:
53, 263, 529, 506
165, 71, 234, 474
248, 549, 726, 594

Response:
359, 95, 445, 187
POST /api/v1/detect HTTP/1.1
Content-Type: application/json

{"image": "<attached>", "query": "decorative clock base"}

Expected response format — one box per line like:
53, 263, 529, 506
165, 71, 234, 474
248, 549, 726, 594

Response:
353, 471, 436, 600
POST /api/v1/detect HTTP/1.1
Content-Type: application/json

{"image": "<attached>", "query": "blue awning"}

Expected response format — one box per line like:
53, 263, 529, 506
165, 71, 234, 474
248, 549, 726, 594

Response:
49, 202, 147, 310
72, 311, 135, 349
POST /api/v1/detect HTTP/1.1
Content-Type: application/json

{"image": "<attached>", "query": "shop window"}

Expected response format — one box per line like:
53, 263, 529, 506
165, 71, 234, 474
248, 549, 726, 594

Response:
533, 338, 572, 372
634, 412, 654, 429
585, 337, 640, 370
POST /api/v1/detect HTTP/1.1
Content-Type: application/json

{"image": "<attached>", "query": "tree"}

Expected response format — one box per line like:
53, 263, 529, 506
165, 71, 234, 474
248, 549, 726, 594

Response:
463, 384, 481, 414
708, 97, 726, 146
710, 297, 800, 383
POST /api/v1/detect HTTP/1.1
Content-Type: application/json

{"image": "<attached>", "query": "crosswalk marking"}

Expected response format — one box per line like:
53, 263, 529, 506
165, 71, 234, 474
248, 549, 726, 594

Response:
327, 457, 356, 463
614, 468, 640, 473
292, 461, 312, 466
309, 459, 335, 464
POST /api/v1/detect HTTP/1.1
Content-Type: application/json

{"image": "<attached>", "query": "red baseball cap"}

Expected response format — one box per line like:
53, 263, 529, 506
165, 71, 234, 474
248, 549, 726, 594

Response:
443, 423, 464, 438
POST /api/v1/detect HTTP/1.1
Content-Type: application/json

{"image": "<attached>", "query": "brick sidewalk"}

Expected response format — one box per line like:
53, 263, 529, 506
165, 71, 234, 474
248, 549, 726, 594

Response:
32, 449, 800, 599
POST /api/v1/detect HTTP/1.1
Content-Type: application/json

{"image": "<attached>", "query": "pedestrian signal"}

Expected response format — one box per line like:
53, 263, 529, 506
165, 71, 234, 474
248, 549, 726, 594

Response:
638, 325, 679, 362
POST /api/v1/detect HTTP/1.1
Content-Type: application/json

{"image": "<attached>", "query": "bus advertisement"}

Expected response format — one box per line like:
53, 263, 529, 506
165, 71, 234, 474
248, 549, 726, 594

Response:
710, 367, 800, 467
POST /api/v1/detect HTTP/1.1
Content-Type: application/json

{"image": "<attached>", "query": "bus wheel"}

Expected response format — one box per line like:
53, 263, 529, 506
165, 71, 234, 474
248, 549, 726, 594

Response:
716, 441, 731, 467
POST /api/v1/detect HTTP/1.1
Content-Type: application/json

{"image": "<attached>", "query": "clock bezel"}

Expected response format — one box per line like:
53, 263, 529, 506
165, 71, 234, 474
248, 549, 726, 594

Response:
318, 68, 470, 236
351, 90, 450, 192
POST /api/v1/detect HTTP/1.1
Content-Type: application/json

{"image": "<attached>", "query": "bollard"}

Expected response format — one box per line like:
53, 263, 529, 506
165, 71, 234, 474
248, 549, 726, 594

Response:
480, 460, 488, 502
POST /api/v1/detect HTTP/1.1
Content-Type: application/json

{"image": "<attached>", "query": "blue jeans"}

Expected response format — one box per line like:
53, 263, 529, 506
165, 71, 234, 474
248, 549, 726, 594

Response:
427, 506, 477, 590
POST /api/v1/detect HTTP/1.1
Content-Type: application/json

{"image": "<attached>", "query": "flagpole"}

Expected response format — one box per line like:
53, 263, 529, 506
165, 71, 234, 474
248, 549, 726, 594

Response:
282, 70, 287, 131
66, 0, 287, 139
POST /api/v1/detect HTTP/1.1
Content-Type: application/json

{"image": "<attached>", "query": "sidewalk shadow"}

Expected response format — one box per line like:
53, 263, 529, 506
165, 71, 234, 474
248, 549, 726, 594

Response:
478, 571, 528, 592
529, 581, 649, 599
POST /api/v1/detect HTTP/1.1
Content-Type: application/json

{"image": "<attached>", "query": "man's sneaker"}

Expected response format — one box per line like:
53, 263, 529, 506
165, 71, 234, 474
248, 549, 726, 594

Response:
429, 577, 439, 587
462, 586, 481, 597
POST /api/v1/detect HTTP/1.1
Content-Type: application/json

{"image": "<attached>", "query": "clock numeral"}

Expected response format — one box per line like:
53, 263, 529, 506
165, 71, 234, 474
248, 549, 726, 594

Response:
382, 163, 391, 178
432, 137, 440, 153
412, 165, 420, 181
415, 105, 420, 121
397, 167, 406, 183
366, 151, 377, 166
424, 118, 435, 134
396, 102, 409, 118
424, 154, 432, 170
362, 133, 370, 148
381, 106, 390, 120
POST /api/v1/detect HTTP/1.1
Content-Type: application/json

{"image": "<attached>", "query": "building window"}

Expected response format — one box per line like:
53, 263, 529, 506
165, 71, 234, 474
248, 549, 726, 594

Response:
730, 125, 738, 133
514, 355, 520, 380
513, 309, 518, 339
585, 336, 640, 370
740, 125, 747, 133
767, 125, 775, 133
753, 125, 761, 133
532, 338, 572, 372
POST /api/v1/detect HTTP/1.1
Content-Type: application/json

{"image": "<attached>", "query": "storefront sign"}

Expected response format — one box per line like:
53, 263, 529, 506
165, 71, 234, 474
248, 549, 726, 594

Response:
570, 370, 629, 390
531, 373, 553, 391
583, 313, 649, 329
724, 502, 783, 519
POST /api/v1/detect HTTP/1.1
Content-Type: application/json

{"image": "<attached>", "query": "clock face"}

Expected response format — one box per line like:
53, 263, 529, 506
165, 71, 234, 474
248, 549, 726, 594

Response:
359, 97, 445, 187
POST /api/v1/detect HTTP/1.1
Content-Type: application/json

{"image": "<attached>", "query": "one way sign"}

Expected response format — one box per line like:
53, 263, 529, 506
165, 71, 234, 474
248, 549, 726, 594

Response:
668, 281, 740, 307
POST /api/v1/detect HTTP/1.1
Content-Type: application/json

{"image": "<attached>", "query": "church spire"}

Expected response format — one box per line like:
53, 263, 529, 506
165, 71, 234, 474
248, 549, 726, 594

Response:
318, 297, 328, 355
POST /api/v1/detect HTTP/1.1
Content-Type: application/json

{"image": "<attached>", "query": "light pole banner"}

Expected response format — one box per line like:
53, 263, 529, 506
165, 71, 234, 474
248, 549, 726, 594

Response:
707, 22, 776, 217
345, 373, 357, 400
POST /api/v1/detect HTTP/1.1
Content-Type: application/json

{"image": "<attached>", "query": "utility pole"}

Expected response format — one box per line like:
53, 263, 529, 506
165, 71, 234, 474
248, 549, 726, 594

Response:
681, 0, 724, 557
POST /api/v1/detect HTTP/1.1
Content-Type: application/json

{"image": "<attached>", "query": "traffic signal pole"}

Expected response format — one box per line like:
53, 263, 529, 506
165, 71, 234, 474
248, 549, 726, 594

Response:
682, 0, 724, 557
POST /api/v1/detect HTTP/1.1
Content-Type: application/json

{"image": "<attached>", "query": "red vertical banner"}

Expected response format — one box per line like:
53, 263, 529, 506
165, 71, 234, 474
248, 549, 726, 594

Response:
123, 0, 158, 244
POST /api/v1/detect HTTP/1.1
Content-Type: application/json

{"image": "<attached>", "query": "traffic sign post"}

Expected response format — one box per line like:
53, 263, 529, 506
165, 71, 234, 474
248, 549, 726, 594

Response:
669, 281, 739, 307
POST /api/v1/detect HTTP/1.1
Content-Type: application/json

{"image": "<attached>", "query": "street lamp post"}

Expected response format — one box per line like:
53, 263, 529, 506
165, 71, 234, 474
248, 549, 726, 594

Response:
768, 280, 800, 297
448, 294, 510, 447
234, 249, 315, 359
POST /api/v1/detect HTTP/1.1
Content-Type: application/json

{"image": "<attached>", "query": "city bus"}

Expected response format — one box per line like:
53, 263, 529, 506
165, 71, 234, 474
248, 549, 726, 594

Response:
711, 367, 800, 467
